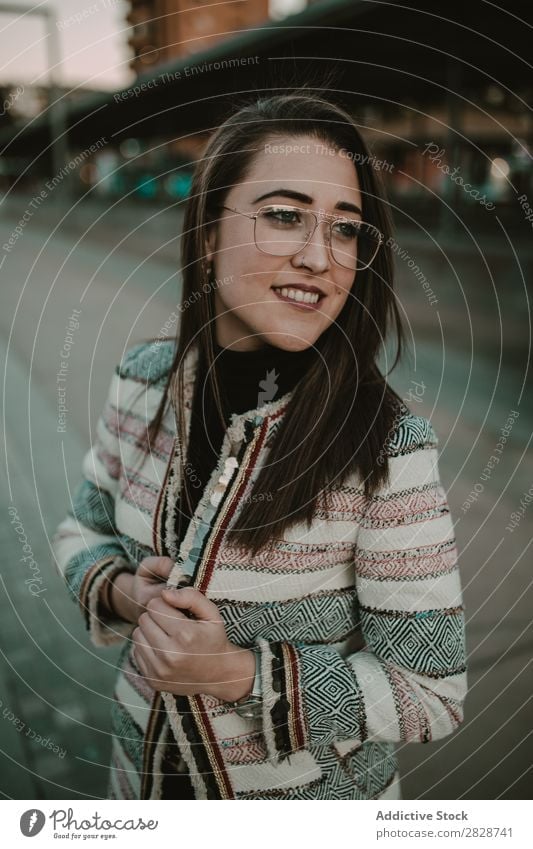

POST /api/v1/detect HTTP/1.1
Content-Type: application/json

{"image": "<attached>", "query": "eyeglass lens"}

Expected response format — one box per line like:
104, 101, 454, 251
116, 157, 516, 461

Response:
254, 207, 381, 270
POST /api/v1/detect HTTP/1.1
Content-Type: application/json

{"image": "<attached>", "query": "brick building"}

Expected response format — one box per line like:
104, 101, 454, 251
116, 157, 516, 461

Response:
126, 0, 270, 73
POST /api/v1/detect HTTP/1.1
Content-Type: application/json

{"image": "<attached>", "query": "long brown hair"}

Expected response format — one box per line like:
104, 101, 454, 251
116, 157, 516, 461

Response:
146, 92, 407, 556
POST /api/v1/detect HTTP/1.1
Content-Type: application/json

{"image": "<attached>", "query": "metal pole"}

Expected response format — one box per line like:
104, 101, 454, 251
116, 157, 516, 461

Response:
0, 3, 69, 197
43, 7, 70, 198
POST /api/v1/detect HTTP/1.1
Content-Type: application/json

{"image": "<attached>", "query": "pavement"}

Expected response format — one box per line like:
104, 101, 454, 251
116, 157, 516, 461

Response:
0, 191, 531, 799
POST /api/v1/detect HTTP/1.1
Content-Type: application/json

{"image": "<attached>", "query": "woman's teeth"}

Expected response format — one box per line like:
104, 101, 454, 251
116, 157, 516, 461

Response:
273, 287, 321, 304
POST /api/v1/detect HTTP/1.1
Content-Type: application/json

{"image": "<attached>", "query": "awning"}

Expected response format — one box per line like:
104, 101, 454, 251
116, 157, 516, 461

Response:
0, 0, 530, 158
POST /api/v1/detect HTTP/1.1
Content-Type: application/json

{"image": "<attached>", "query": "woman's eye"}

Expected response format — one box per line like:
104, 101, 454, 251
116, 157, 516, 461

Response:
264, 208, 300, 225
332, 221, 360, 240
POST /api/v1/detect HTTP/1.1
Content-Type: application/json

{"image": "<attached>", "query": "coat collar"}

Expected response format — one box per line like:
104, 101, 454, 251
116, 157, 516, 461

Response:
161, 338, 296, 591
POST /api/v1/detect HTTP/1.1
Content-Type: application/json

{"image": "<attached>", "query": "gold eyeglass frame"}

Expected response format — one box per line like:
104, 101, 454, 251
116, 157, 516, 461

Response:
219, 204, 384, 271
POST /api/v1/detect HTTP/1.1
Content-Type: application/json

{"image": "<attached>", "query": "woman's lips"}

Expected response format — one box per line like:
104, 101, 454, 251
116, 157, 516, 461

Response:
271, 288, 324, 311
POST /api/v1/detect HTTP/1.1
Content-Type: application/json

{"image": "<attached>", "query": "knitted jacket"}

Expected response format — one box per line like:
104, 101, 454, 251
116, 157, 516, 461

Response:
51, 339, 468, 801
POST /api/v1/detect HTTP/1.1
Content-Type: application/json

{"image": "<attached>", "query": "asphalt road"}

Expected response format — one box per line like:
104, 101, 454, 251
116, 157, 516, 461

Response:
0, 192, 531, 799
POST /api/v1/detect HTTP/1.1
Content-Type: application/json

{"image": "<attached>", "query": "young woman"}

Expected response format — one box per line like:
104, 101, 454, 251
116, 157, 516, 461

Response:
52, 92, 467, 800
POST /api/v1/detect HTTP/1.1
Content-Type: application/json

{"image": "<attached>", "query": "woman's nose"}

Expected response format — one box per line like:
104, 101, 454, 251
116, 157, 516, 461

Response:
292, 222, 331, 272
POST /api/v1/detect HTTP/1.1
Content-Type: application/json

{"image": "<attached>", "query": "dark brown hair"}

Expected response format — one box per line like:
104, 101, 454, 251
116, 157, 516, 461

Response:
146, 91, 407, 556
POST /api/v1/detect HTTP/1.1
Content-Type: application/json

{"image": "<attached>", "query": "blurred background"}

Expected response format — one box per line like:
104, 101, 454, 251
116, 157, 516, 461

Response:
0, 0, 531, 800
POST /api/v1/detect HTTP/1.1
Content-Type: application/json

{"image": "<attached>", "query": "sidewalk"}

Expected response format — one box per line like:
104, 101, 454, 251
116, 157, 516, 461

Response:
1, 338, 123, 799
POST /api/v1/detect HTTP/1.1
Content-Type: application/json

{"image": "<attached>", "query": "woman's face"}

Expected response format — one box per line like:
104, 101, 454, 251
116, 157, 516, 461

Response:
207, 134, 364, 351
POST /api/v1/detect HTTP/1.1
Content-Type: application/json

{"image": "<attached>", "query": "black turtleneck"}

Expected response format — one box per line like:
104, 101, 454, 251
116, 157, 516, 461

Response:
175, 340, 317, 548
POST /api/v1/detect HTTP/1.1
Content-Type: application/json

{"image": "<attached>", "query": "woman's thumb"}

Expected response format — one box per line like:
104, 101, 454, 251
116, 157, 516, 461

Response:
161, 586, 219, 621
138, 556, 174, 580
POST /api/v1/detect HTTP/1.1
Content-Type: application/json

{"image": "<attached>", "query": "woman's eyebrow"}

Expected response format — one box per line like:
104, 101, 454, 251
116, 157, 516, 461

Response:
336, 200, 363, 215
253, 189, 312, 205
252, 189, 362, 215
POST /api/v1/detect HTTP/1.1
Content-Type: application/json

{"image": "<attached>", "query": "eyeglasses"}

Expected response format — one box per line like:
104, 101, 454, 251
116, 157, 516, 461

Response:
219, 204, 384, 271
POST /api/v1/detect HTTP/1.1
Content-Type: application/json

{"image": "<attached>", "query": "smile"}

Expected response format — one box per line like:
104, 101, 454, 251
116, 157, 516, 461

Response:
271, 287, 324, 310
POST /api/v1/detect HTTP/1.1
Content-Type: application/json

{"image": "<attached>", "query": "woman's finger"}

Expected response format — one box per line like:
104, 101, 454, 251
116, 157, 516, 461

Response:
135, 614, 174, 655
137, 556, 175, 581
132, 646, 153, 684
132, 627, 162, 685
161, 586, 223, 622
144, 596, 190, 636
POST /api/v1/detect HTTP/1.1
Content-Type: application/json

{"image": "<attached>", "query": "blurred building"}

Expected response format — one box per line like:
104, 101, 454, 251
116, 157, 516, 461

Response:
1, 0, 530, 227
126, 0, 270, 73
0, 84, 102, 124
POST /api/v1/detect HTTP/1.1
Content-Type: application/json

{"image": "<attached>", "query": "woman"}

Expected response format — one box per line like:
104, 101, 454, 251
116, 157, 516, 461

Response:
52, 92, 467, 800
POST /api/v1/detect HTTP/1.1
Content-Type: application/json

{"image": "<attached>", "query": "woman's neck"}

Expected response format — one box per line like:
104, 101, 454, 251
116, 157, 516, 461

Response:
207, 339, 318, 415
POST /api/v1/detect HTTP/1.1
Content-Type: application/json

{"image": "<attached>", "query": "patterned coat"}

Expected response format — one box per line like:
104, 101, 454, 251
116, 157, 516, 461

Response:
51, 339, 468, 800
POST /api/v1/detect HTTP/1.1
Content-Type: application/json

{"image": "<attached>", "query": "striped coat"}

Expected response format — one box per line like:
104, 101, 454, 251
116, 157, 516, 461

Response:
51, 339, 467, 800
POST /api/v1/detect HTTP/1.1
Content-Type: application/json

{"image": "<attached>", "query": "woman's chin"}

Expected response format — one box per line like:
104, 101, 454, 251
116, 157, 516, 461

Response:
255, 329, 319, 352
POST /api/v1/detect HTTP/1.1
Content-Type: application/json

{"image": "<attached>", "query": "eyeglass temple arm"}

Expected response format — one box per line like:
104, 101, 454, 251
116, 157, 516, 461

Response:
220, 205, 257, 220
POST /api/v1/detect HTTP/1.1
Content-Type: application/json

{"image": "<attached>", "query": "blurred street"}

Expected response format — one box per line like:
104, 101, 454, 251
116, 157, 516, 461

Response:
1, 191, 532, 799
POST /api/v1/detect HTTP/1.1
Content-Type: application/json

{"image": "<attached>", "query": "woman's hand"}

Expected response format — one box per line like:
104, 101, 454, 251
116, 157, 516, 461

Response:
109, 556, 176, 624
131, 586, 256, 702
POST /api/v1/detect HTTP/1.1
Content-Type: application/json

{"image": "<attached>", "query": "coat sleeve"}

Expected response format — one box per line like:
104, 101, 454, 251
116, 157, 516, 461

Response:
51, 359, 139, 648
256, 417, 468, 762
